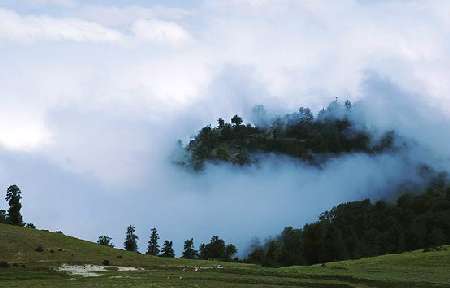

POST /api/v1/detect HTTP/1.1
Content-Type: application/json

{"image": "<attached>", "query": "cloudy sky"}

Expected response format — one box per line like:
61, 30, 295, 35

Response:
1, 0, 450, 254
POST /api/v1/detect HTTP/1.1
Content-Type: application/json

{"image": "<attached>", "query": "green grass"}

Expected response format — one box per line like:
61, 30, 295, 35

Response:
1, 223, 449, 288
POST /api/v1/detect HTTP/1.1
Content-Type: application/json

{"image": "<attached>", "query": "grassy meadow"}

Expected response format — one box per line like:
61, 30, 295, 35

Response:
0, 223, 449, 288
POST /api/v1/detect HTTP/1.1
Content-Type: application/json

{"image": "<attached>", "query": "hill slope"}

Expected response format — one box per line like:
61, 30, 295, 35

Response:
1, 223, 449, 287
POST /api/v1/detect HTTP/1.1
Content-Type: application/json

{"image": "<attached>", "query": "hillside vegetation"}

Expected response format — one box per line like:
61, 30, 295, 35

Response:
180, 101, 396, 170
180, 101, 450, 267
1, 223, 450, 287
247, 170, 450, 267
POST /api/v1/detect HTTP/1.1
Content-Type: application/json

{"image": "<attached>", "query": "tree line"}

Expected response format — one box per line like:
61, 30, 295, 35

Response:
0, 184, 238, 261
179, 99, 396, 170
98, 227, 238, 261
246, 170, 450, 267
2, 172, 450, 267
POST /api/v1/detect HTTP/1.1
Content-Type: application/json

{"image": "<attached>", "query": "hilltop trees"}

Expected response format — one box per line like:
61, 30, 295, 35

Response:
181, 100, 395, 170
182, 238, 198, 259
97, 235, 114, 248
5, 185, 23, 226
147, 227, 160, 256
246, 172, 450, 267
231, 115, 243, 127
124, 225, 138, 252
0, 185, 32, 227
199, 236, 237, 261
160, 240, 175, 258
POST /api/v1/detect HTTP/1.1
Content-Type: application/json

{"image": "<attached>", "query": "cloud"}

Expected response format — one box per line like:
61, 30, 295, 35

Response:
0, 8, 123, 43
24, 0, 76, 7
131, 18, 191, 46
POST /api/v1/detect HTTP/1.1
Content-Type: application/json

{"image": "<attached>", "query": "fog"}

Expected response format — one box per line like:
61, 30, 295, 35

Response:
0, 1, 450, 255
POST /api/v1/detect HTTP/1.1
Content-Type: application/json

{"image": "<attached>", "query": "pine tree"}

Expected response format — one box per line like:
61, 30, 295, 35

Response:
147, 227, 160, 255
124, 225, 138, 252
225, 244, 237, 260
160, 240, 175, 258
182, 238, 197, 259
6, 185, 23, 226
231, 115, 243, 127
97, 235, 114, 248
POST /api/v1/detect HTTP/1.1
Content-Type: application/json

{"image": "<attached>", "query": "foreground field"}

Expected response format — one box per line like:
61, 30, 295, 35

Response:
0, 224, 449, 288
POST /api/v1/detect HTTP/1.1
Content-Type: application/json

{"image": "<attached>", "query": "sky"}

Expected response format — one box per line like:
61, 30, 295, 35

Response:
1, 0, 450, 255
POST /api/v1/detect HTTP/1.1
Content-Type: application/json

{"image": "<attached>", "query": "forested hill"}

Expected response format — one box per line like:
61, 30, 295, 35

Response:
247, 171, 450, 267
179, 100, 396, 170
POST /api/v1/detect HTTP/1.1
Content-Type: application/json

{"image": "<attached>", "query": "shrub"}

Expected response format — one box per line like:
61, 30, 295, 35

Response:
102, 259, 110, 266
0, 261, 9, 268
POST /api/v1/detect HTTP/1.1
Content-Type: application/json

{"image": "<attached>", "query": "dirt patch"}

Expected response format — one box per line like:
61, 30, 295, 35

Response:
57, 264, 144, 277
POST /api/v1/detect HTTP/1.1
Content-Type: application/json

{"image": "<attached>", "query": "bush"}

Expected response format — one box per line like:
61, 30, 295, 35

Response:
25, 223, 36, 229
35, 245, 44, 252
102, 259, 110, 266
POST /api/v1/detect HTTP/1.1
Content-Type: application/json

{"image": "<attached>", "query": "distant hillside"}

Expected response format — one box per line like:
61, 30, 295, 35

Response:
179, 100, 396, 170
247, 170, 450, 267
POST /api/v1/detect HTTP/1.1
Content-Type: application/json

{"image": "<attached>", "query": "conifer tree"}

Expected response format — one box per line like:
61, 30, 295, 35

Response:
160, 240, 175, 258
6, 185, 23, 226
124, 225, 138, 252
147, 227, 160, 255
182, 238, 197, 259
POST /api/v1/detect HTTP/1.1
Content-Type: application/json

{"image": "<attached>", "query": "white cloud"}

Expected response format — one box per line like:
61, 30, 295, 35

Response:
0, 8, 123, 43
131, 18, 191, 46
0, 115, 50, 151
25, 0, 76, 7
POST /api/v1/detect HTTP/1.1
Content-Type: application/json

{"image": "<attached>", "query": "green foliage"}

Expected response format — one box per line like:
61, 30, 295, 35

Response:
247, 174, 450, 267
97, 235, 114, 248
159, 240, 175, 258
124, 225, 138, 252
231, 115, 243, 126
199, 236, 237, 261
147, 227, 160, 256
225, 244, 237, 259
25, 223, 36, 229
182, 238, 197, 259
5, 185, 23, 226
182, 100, 395, 170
